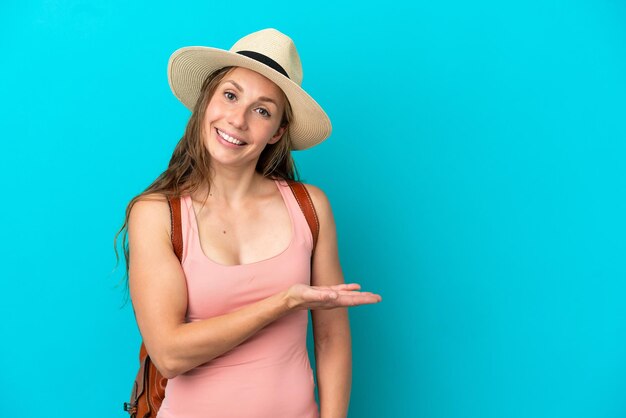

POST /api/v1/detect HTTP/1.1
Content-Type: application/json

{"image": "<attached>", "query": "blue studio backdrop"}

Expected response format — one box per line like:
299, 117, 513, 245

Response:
1, 1, 625, 417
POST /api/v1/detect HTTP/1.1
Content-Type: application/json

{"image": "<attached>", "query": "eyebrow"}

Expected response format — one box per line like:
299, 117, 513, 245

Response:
223, 80, 280, 107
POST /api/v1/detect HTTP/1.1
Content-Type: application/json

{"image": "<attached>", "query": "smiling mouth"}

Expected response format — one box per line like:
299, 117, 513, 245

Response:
216, 129, 247, 146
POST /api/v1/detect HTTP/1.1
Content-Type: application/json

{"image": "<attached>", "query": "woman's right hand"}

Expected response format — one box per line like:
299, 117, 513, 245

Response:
284, 283, 382, 311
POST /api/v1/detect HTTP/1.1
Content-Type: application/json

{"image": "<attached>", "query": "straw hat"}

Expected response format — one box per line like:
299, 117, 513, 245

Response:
167, 28, 332, 150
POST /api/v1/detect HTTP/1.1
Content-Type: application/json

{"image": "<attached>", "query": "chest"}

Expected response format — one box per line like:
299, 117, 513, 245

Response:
191, 193, 292, 266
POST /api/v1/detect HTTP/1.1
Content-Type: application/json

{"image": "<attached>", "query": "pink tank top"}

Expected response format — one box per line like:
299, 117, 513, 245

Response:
157, 179, 319, 418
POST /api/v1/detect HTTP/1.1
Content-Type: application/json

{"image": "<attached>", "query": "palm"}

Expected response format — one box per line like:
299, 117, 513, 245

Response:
288, 283, 381, 310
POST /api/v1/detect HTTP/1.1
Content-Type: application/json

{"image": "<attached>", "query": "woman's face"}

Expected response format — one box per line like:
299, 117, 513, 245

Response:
202, 66, 287, 170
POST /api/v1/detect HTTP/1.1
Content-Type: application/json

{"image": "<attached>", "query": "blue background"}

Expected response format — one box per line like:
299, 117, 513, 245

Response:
1, 1, 625, 417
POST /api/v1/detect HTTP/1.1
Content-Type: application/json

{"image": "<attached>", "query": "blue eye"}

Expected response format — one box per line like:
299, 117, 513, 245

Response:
224, 91, 236, 101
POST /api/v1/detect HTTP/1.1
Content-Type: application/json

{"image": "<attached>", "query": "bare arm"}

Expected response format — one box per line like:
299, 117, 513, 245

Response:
307, 185, 358, 418
128, 194, 380, 380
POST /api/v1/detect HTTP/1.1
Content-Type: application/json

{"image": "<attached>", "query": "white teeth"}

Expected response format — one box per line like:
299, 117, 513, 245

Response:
217, 129, 245, 145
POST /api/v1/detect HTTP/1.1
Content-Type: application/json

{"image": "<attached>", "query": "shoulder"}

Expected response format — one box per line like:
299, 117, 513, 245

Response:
300, 183, 334, 224
301, 183, 329, 207
128, 193, 172, 237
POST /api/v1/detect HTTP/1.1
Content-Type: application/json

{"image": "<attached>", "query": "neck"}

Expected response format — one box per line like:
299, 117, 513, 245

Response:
198, 162, 267, 206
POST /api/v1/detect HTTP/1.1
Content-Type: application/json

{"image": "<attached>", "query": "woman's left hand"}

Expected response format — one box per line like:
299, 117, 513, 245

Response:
284, 283, 382, 311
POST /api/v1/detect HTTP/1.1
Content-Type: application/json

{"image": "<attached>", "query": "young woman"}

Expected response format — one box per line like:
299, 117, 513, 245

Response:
117, 28, 381, 418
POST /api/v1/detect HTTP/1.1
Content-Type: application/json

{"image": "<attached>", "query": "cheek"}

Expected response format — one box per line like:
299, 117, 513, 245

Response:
202, 103, 221, 135
203, 108, 216, 125
259, 122, 283, 142
200, 117, 216, 149
203, 96, 222, 121
200, 118, 211, 141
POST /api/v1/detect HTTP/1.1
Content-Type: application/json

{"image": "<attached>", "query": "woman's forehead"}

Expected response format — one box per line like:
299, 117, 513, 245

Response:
220, 67, 286, 104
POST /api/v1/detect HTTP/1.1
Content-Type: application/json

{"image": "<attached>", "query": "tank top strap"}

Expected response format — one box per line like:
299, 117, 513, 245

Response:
179, 193, 197, 265
275, 179, 314, 254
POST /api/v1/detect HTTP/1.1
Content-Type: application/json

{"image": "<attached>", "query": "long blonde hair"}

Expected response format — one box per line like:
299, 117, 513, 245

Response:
113, 66, 298, 298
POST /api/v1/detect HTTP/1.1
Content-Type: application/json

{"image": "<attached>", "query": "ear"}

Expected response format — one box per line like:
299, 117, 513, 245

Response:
268, 126, 286, 145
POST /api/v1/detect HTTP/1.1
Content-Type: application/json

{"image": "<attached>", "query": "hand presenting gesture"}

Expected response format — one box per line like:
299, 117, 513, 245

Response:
285, 283, 382, 310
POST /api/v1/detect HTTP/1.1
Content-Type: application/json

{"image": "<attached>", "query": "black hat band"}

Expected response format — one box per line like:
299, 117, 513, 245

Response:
236, 50, 290, 79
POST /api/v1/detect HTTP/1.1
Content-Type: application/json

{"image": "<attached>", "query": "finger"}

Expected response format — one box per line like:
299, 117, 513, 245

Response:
313, 284, 358, 292
335, 283, 361, 291
334, 290, 380, 298
324, 284, 360, 294
313, 295, 379, 308
338, 294, 382, 306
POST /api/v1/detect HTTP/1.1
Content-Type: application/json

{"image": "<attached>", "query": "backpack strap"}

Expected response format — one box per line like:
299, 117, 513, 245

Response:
286, 181, 319, 253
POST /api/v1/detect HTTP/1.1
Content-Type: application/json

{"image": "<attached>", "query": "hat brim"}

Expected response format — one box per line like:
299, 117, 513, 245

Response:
168, 47, 332, 150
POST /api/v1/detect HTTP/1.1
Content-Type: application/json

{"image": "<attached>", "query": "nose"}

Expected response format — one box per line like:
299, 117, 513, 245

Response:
227, 105, 247, 130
